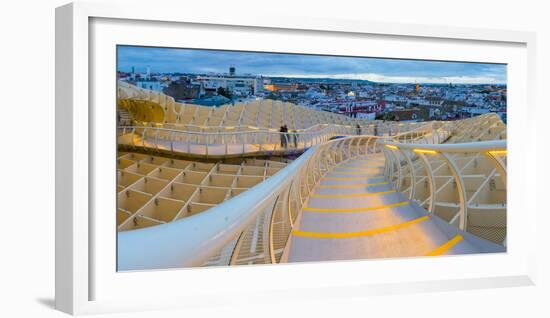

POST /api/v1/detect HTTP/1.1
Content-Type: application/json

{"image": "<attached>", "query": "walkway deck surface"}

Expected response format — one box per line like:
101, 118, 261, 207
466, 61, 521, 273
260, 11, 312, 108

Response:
283, 153, 504, 263
118, 133, 316, 157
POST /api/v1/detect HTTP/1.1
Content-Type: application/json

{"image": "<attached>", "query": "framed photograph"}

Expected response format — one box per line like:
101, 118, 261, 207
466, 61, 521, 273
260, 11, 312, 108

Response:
56, 2, 537, 315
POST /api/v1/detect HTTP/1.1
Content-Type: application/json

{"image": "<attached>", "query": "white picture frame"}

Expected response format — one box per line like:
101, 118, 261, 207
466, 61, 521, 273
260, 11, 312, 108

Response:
55, 1, 537, 315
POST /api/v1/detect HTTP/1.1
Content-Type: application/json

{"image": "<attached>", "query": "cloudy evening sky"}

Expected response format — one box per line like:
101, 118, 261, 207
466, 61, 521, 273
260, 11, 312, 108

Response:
117, 46, 506, 84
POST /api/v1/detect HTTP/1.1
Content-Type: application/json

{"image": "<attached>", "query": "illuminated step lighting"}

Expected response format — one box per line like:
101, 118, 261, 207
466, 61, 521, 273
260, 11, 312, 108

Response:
425, 235, 464, 256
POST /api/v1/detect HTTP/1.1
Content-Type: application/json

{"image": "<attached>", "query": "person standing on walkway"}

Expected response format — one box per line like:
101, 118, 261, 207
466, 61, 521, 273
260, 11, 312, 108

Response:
356, 124, 361, 135
279, 125, 286, 148
279, 125, 288, 148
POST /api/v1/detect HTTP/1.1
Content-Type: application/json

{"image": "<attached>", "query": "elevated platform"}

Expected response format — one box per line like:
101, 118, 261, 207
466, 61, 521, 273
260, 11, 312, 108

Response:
282, 153, 504, 263
118, 127, 345, 158
117, 113, 507, 270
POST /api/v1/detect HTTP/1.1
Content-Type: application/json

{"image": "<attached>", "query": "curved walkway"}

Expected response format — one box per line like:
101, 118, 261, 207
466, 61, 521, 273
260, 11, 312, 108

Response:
282, 153, 504, 263
117, 131, 322, 158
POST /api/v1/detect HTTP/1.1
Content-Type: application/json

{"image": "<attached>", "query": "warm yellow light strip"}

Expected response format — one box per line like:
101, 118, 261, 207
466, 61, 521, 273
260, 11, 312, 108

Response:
425, 235, 464, 256
487, 150, 507, 156
385, 144, 399, 150
310, 190, 396, 199
303, 201, 409, 213
413, 149, 438, 155
292, 215, 429, 238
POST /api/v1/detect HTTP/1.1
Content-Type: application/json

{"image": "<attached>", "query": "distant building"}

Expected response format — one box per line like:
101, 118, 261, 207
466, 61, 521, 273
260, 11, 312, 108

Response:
136, 79, 163, 91
264, 83, 298, 92
162, 79, 201, 100
459, 106, 492, 117
254, 76, 264, 94
197, 75, 258, 97
385, 108, 429, 122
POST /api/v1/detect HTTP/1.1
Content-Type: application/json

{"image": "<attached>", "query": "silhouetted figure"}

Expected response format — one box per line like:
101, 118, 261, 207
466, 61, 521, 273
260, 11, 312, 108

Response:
356, 124, 361, 135
374, 122, 379, 136
280, 125, 289, 148
280, 126, 286, 148
292, 129, 298, 148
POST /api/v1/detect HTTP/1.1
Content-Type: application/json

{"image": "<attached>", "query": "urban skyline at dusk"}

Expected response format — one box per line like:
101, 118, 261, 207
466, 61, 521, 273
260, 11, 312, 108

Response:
117, 46, 507, 85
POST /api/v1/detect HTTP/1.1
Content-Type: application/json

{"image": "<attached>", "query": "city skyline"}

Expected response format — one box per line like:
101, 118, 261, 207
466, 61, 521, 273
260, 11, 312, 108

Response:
118, 45, 507, 85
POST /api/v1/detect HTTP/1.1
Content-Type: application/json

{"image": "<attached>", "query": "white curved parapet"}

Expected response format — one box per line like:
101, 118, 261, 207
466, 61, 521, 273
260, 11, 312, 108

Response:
117, 147, 315, 270
117, 124, 452, 270
380, 139, 506, 243
118, 113, 506, 270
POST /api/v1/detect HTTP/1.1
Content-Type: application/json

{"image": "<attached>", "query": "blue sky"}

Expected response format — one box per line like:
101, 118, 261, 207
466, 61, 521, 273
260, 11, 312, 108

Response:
117, 46, 506, 84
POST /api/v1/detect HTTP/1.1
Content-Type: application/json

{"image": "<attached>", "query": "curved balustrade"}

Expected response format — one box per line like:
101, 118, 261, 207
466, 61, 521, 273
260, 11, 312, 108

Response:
117, 121, 439, 158
117, 120, 504, 270
130, 120, 426, 135
118, 133, 401, 270
380, 140, 507, 244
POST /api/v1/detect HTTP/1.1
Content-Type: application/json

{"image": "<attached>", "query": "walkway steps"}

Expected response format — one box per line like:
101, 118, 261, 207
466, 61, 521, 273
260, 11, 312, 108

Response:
282, 154, 505, 263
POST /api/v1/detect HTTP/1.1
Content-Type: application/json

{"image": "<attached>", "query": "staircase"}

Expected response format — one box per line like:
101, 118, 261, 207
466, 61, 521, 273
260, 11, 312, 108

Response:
281, 153, 505, 263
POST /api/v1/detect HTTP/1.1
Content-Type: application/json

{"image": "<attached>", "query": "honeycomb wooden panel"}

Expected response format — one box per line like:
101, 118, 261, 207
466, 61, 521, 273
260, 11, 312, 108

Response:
116, 152, 288, 231
178, 116, 194, 125
211, 107, 226, 117
266, 167, 282, 176
160, 183, 197, 202
117, 170, 142, 188
217, 164, 241, 174
240, 166, 265, 176
179, 171, 208, 184
162, 158, 192, 170
208, 116, 224, 125
118, 158, 136, 170
127, 215, 163, 230
118, 189, 152, 213
192, 187, 229, 205
138, 197, 185, 223
205, 174, 235, 188
229, 188, 248, 197
187, 162, 215, 172
235, 175, 263, 188
129, 177, 169, 196
187, 203, 215, 216
147, 167, 182, 181
125, 162, 158, 175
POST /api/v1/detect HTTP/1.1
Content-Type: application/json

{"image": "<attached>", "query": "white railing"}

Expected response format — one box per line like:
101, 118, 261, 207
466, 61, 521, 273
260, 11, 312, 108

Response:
129, 120, 425, 135
380, 139, 507, 244
117, 121, 441, 157
117, 129, 430, 270
117, 122, 499, 270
